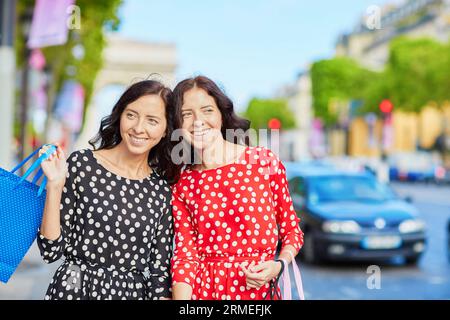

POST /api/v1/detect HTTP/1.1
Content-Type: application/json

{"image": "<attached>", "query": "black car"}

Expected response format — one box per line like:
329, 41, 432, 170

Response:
287, 166, 427, 264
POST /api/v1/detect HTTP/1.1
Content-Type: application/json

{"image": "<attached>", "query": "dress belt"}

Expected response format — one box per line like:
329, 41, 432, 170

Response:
200, 252, 274, 263
63, 256, 149, 280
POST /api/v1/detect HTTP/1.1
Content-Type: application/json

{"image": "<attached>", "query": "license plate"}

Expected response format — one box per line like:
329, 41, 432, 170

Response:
361, 235, 402, 249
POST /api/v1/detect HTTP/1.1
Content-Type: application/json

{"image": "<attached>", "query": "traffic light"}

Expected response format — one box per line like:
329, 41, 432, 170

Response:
379, 99, 393, 114
268, 118, 281, 130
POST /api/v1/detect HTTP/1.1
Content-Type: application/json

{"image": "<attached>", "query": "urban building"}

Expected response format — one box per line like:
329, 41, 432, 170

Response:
74, 34, 177, 150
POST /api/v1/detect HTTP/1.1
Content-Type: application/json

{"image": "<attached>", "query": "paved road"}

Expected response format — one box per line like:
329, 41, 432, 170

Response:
296, 182, 450, 300
1, 182, 449, 300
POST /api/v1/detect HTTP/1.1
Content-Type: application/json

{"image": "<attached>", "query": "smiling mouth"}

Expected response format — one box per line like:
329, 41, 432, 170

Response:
192, 128, 212, 137
129, 134, 149, 144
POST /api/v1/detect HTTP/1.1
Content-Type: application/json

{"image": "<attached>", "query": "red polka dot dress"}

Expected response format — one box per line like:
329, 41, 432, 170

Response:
171, 146, 304, 300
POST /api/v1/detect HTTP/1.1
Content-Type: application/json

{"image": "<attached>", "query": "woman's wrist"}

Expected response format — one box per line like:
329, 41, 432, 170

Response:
273, 260, 283, 278
46, 179, 65, 190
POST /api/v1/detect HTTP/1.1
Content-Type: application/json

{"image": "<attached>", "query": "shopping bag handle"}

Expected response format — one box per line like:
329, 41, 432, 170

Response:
280, 250, 305, 300
11, 144, 57, 197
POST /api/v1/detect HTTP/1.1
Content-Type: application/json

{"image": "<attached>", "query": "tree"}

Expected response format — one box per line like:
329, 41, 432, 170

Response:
310, 57, 376, 125
16, 0, 123, 137
386, 36, 450, 112
244, 98, 296, 131
311, 38, 450, 123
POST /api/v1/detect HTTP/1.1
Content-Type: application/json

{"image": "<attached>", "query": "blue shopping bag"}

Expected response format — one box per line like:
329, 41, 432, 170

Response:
0, 145, 57, 283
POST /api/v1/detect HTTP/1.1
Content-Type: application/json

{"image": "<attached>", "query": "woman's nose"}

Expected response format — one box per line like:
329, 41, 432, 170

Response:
133, 119, 145, 133
193, 119, 204, 129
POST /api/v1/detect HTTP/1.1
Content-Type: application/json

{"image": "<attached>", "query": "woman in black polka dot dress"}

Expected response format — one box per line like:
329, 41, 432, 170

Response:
37, 80, 179, 300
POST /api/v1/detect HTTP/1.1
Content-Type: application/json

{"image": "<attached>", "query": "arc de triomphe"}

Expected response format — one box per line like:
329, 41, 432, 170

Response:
74, 34, 177, 149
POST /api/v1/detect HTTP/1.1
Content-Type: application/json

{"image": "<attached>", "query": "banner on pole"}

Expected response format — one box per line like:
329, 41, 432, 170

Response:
54, 80, 85, 133
27, 0, 75, 49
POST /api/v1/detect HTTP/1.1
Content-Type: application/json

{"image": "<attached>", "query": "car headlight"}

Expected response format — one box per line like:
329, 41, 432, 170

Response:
399, 219, 426, 233
322, 220, 361, 234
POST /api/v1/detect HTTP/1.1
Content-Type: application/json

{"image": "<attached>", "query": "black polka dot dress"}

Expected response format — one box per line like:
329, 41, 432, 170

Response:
36, 149, 173, 300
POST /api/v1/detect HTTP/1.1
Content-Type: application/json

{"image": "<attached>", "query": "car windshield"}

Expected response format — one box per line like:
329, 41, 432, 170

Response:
307, 176, 397, 204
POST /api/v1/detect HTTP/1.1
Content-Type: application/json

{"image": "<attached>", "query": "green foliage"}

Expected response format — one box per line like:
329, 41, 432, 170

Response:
311, 37, 450, 124
386, 36, 450, 112
16, 0, 123, 129
244, 98, 296, 130
310, 57, 376, 125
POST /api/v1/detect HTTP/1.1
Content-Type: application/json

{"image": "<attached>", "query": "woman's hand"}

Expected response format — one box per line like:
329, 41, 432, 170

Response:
240, 260, 282, 290
39, 143, 67, 189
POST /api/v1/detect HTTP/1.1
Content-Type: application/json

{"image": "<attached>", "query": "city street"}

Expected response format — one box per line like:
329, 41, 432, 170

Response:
297, 182, 450, 300
0, 181, 449, 300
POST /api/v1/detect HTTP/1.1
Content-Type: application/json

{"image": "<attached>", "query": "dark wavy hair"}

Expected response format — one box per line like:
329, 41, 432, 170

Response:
89, 80, 179, 184
172, 76, 251, 167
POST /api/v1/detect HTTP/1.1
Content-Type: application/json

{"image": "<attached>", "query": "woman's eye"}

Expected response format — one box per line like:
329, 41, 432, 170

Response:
205, 109, 214, 113
182, 113, 191, 118
148, 119, 158, 125
127, 113, 135, 119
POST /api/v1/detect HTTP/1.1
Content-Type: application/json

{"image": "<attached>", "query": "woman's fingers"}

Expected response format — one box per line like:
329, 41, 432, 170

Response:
39, 142, 62, 160
57, 146, 64, 159
246, 279, 265, 289
240, 261, 272, 290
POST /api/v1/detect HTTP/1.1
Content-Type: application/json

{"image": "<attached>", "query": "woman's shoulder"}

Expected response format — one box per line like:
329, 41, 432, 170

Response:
65, 149, 100, 176
151, 171, 172, 189
66, 148, 92, 163
169, 169, 193, 193
245, 146, 280, 164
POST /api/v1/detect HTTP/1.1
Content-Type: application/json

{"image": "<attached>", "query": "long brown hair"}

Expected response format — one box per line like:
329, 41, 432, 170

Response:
172, 76, 251, 167
89, 80, 179, 184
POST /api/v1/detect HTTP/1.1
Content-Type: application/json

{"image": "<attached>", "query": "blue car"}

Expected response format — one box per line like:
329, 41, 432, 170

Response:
287, 166, 427, 264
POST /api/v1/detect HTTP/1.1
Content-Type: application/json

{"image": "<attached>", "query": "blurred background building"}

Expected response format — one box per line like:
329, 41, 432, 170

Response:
1, 0, 450, 301
336, 0, 450, 69
0, 0, 177, 170
74, 34, 177, 150
274, 0, 450, 171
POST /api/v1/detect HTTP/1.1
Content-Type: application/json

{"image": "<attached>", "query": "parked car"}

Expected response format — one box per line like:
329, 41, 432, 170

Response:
387, 151, 446, 183
287, 166, 427, 264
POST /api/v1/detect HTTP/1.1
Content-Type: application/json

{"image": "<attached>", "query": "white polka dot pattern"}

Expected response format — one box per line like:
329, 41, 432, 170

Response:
36, 149, 173, 300
171, 146, 304, 300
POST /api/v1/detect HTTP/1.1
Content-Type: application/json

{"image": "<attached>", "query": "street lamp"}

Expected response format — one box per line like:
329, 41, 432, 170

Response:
18, 7, 33, 174
0, 0, 16, 168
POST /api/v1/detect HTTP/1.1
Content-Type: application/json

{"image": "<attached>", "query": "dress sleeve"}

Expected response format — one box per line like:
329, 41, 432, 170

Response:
267, 150, 304, 252
36, 151, 78, 263
148, 187, 174, 299
170, 181, 200, 289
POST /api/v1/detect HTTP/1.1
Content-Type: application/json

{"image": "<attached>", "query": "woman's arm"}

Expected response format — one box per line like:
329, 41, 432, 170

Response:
39, 144, 67, 240
40, 183, 64, 240
37, 145, 78, 263
149, 199, 174, 299
171, 183, 200, 300
172, 283, 194, 300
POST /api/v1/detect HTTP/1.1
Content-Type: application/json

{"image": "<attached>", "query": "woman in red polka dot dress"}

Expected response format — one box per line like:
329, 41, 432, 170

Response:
170, 76, 304, 300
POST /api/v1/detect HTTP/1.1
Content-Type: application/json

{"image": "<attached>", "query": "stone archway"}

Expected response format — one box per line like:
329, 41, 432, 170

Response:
74, 34, 177, 149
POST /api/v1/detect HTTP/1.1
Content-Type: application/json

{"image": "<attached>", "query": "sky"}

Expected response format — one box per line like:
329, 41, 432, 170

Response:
117, 0, 395, 112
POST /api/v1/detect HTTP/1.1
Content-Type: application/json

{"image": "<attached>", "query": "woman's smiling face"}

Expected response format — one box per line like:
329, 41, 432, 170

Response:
119, 94, 167, 155
181, 87, 223, 150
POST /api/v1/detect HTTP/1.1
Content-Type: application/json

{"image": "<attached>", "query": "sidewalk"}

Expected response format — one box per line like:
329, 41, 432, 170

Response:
0, 241, 58, 300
